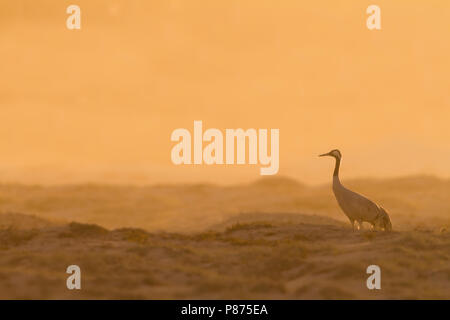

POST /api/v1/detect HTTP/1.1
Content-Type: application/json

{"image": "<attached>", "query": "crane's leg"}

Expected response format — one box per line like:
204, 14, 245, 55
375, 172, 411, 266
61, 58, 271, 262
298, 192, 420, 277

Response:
351, 219, 355, 231
358, 220, 364, 231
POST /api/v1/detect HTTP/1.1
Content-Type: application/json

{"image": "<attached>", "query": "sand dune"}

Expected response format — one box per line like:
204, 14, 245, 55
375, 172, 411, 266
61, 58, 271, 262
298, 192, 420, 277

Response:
0, 176, 448, 299
0, 212, 448, 299
0, 175, 448, 232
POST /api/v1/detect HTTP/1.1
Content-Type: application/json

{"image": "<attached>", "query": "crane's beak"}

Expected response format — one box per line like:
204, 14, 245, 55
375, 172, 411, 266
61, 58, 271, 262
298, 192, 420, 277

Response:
319, 152, 330, 157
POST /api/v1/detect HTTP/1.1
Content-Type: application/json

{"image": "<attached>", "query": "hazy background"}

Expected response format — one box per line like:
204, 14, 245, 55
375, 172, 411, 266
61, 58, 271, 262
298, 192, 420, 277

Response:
1, 0, 450, 185
0, 2, 449, 299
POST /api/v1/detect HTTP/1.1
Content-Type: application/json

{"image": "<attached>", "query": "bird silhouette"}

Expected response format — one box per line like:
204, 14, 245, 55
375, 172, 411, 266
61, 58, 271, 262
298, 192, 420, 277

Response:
319, 149, 392, 231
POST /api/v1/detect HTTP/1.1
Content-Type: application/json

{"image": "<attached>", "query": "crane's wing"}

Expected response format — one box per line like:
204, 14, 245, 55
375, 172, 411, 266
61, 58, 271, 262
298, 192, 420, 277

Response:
334, 185, 381, 221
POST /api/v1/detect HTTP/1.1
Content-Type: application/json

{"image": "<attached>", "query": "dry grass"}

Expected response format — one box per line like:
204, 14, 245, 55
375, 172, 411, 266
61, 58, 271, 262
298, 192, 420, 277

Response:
0, 176, 448, 299
0, 212, 447, 299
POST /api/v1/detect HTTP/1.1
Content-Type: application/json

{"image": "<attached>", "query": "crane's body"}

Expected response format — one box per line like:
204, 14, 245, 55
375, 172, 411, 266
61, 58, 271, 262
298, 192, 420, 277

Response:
320, 149, 392, 231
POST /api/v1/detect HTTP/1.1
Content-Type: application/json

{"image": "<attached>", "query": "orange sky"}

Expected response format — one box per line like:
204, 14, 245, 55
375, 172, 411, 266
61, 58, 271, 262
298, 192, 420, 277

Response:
1, 0, 450, 185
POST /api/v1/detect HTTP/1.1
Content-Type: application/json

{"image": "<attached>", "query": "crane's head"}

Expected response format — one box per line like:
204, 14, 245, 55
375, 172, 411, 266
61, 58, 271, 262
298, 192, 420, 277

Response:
319, 149, 342, 160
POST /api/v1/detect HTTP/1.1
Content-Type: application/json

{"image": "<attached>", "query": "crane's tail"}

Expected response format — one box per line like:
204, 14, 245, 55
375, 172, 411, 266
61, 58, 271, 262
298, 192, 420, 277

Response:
379, 207, 392, 231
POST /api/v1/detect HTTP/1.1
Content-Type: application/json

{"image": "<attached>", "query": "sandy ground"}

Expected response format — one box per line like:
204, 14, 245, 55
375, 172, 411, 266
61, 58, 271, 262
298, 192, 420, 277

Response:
0, 176, 449, 299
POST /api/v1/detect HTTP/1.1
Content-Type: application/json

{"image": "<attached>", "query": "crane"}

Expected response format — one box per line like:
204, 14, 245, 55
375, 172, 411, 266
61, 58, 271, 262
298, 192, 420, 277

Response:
319, 149, 392, 231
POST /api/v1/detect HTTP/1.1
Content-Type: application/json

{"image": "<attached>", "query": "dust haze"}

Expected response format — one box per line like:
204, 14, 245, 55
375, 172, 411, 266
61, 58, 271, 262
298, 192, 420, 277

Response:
0, 1, 449, 299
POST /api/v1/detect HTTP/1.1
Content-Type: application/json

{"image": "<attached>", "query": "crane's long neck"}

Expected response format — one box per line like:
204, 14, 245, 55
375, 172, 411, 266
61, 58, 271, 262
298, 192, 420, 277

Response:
333, 157, 341, 178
